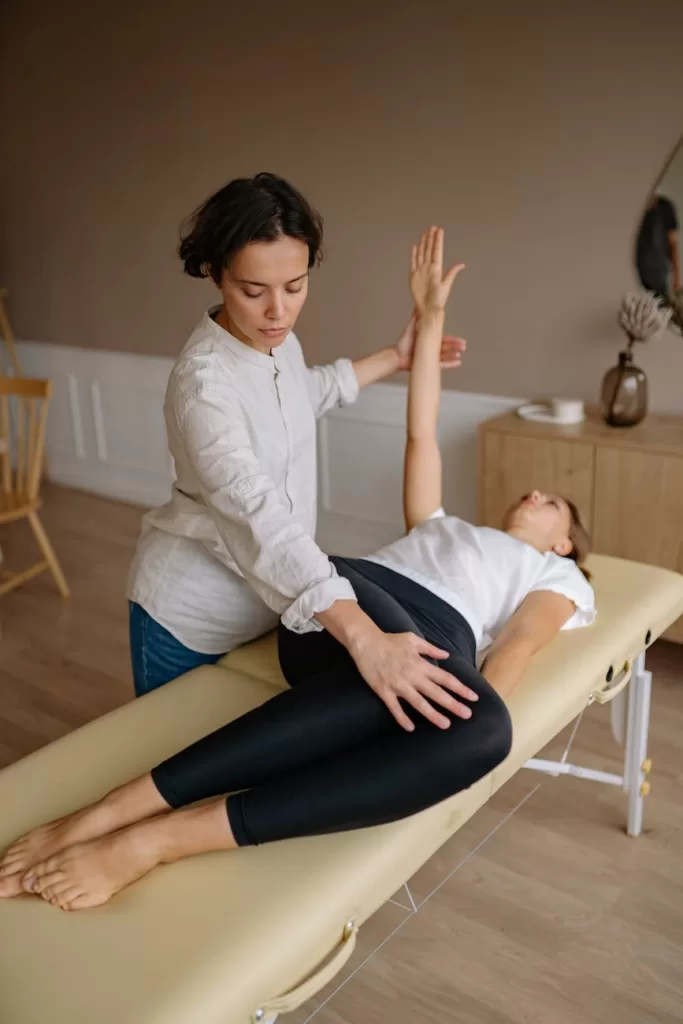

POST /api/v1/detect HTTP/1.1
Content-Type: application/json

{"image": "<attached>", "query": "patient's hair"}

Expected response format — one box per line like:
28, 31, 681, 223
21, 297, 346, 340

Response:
178, 172, 323, 285
564, 498, 592, 582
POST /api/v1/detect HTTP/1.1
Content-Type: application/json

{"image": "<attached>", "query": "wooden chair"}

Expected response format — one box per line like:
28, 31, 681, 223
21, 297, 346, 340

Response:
0, 376, 69, 598
0, 288, 21, 376
0, 288, 51, 479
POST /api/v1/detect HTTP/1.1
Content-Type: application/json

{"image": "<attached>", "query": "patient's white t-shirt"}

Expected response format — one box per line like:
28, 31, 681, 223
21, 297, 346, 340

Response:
365, 509, 596, 653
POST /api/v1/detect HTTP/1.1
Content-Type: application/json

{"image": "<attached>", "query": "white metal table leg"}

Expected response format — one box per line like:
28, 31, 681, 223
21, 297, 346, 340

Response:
610, 682, 628, 747
624, 651, 652, 837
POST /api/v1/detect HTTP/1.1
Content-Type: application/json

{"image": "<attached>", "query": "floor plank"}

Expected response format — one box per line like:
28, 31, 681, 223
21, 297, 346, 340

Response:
0, 484, 139, 767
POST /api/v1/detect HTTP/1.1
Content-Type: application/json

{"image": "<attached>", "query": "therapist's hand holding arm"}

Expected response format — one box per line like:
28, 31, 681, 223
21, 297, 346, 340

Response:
350, 317, 465, 390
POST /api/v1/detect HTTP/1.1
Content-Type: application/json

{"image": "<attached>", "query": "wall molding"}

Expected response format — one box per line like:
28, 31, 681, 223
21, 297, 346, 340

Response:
16, 341, 523, 552
17, 341, 176, 508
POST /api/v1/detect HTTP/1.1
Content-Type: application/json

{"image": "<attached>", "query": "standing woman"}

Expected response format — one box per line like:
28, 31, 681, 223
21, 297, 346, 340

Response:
127, 172, 466, 732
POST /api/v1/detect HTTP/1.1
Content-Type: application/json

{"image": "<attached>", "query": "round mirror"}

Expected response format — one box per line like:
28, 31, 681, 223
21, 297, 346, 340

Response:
635, 137, 682, 334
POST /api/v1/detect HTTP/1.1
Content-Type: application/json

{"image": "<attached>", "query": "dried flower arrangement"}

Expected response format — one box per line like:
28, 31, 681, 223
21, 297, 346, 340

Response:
618, 289, 673, 351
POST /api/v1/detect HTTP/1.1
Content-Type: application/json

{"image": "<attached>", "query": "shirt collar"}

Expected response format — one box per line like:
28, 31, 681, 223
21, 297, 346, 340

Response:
205, 306, 279, 371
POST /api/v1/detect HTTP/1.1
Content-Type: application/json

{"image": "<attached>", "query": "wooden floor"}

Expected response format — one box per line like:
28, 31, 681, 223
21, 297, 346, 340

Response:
1, 484, 683, 1024
0, 483, 139, 767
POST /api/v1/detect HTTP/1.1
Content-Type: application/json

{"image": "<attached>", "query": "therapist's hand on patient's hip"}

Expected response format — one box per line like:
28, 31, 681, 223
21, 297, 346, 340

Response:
349, 627, 478, 732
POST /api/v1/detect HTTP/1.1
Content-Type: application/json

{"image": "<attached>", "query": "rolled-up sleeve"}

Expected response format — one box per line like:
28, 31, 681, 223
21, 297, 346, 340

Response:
529, 564, 597, 631
177, 385, 356, 632
306, 358, 359, 418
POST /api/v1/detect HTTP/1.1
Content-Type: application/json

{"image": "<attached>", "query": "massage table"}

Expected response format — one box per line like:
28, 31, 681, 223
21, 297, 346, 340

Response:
1, 553, 682, 1024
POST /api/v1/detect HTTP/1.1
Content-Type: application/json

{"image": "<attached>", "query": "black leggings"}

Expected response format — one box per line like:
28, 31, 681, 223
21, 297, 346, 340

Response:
151, 558, 513, 846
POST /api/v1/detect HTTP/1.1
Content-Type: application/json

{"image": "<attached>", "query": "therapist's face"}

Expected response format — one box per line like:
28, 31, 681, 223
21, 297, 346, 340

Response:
219, 237, 310, 353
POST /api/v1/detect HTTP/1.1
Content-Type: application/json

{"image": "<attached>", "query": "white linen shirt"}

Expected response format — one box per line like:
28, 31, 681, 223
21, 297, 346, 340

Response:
126, 308, 359, 654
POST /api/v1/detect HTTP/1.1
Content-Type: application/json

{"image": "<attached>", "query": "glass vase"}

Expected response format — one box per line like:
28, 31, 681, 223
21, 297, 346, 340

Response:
600, 350, 648, 427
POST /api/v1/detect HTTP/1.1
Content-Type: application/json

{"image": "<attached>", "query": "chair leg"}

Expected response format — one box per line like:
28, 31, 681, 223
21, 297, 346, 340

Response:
0, 561, 50, 596
27, 510, 70, 598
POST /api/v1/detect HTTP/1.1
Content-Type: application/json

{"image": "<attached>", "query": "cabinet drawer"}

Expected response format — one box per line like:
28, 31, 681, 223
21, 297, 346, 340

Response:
479, 432, 595, 529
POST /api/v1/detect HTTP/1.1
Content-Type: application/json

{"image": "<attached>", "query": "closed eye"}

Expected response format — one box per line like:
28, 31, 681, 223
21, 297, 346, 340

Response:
242, 283, 305, 299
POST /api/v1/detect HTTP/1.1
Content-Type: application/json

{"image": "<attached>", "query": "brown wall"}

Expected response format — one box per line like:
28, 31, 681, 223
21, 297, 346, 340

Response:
1, 0, 682, 411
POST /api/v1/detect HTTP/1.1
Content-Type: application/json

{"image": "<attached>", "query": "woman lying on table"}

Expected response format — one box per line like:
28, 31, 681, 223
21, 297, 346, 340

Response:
0, 227, 596, 910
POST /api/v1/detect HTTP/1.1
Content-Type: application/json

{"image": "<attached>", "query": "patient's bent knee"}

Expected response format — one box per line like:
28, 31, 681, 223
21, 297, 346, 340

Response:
476, 688, 513, 770
429, 689, 512, 797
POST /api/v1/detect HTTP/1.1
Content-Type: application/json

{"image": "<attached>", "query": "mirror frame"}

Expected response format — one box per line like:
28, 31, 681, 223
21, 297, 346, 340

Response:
634, 132, 683, 336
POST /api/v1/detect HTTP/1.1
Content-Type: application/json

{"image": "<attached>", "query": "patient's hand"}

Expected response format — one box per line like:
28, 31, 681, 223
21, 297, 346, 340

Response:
410, 226, 464, 315
395, 312, 466, 371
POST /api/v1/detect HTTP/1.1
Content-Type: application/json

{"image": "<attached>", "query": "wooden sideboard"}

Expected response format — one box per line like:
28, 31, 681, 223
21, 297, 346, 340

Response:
477, 408, 683, 643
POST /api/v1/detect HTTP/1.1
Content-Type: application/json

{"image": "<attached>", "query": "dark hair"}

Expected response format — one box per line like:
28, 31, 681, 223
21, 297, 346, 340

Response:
564, 497, 592, 582
178, 172, 323, 285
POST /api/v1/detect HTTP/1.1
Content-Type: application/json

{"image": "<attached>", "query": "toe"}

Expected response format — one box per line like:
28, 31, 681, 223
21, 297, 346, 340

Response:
37, 874, 68, 901
0, 860, 21, 878
0, 874, 25, 899
55, 887, 84, 911
36, 856, 60, 877
0, 851, 26, 876
21, 872, 37, 893
23, 856, 60, 893
1, 838, 27, 859
61, 892, 99, 911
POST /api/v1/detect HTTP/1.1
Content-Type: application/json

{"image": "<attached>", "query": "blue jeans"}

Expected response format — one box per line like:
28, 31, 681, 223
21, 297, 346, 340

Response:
129, 602, 226, 697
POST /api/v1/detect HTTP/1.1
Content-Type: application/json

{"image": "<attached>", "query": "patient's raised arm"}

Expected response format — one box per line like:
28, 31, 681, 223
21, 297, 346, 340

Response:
403, 227, 464, 531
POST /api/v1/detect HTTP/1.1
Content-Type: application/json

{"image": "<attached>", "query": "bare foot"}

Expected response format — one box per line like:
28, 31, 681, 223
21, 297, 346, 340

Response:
26, 799, 236, 910
0, 806, 116, 899
26, 826, 163, 910
0, 774, 169, 899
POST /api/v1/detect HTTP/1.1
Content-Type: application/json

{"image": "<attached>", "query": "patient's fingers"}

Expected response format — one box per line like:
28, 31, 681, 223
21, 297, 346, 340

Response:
418, 230, 428, 267
443, 262, 466, 294
432, 226, 443, 269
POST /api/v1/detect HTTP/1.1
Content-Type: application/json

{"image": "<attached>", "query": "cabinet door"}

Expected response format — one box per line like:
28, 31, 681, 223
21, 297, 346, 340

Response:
479, 432, 595, 530
593, 448, 683, 567
593, 447, 683, 642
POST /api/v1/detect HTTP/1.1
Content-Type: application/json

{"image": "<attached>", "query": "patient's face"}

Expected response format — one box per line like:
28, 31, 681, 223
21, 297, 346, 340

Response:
503, 491, 573, 556
218, 237, 310, 354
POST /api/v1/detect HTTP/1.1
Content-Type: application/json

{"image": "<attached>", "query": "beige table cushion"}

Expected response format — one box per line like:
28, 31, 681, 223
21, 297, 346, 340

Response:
1, 554, 682, 1024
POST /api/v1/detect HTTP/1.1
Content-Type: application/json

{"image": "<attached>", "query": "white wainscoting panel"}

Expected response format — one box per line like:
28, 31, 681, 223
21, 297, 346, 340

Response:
17, 341, 175, 507
17, 342, 523, 554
